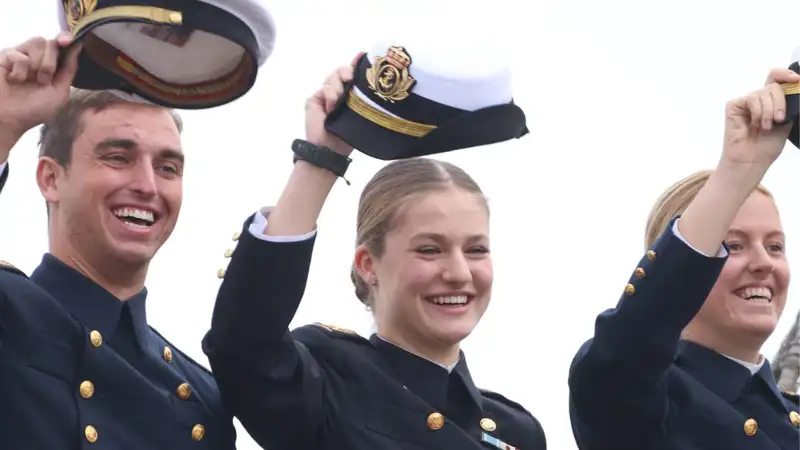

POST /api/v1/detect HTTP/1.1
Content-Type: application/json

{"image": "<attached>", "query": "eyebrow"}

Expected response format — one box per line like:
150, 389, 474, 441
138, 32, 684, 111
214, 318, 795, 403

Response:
727, 228, 785, 240
94, 138, 184, 163
412, 232, 489, 243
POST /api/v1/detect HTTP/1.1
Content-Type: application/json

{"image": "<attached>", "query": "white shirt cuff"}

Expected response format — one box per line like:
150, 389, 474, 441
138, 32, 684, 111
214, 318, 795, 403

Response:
672, 219, 728, 258
247, 207, 317, 243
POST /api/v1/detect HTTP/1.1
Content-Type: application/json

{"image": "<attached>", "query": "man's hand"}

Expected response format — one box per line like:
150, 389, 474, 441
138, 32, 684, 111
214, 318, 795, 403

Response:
0, 32, 81, 160
304, 52, 363, 156
718, 68, 800, 180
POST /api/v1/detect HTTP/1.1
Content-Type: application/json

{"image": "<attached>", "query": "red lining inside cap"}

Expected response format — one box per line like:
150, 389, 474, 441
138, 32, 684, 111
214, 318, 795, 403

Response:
81, 33, 254, 105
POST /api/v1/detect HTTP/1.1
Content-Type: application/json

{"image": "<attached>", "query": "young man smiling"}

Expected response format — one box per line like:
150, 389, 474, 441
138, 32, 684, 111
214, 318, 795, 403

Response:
0, 32, 234, 449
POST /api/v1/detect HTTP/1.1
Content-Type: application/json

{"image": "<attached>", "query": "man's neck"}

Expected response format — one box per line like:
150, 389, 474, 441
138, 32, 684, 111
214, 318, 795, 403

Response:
49, 244, 147, 301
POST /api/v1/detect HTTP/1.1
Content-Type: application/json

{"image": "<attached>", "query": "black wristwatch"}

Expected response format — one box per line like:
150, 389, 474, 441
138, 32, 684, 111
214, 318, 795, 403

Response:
291, 139, 352, 184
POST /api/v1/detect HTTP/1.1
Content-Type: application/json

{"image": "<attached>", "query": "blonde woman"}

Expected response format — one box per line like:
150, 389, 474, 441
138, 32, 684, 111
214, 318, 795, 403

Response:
202, 56, 545, 449
568, 68, 800, 449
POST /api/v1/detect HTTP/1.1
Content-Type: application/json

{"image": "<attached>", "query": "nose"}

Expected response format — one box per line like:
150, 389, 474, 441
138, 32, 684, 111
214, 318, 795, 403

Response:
749, 245, 776, 275
129, 161, 158, 198
442, 251, 472, 285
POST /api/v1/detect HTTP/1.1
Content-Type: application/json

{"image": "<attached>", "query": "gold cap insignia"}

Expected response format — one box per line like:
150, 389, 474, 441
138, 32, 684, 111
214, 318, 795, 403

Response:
366, 46, 416, 103
65, 0, 98, 32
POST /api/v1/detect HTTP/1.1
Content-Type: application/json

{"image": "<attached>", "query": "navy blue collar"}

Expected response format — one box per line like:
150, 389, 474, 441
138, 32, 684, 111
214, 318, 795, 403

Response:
675, 340, 787, 411
30, 254, 152, 351
368, 334, 484, 413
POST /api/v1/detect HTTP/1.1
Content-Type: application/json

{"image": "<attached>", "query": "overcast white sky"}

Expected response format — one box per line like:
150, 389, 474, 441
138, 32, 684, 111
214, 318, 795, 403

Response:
2, 1, 799, 448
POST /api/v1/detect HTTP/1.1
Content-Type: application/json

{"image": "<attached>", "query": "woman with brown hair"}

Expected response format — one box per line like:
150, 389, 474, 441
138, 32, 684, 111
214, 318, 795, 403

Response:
568, 68, 800, 449
202, 56, 545, 449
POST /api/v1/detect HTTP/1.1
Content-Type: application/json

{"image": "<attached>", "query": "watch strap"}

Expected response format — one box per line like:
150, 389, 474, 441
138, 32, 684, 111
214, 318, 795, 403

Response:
291, 139, 352, 184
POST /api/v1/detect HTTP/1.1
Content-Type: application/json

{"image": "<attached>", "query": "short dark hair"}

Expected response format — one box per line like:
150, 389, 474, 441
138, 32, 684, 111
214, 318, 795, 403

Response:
37, 89, 183, 168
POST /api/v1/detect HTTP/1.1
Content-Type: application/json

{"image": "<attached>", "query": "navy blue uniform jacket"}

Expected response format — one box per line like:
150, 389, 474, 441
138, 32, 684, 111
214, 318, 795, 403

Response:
203, 213, 547, 449
0, 163, 235, 449
568, 217, 800, 449
0, 162, 235, 450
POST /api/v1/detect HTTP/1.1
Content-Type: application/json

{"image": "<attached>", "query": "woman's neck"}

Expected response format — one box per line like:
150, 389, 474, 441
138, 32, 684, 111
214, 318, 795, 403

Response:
682, 326, 764, 364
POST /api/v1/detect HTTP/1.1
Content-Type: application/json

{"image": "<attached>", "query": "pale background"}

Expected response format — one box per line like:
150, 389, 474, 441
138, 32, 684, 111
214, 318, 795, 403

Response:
1, 1, 799, 449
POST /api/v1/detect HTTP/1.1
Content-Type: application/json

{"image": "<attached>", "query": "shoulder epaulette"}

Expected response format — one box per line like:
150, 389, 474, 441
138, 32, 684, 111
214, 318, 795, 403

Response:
0, 260, 27, 278
782, 389, 799, 403
308, 323, 371, 345
312, 322, 358, 335
480, 388, 532, 415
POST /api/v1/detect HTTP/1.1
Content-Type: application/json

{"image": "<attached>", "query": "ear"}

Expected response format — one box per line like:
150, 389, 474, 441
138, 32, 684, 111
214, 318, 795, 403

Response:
354, 244, 376, 283
36, 157, 65, 205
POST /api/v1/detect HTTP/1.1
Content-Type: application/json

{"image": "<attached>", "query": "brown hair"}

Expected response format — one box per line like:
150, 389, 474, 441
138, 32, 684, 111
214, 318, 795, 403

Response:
38, 88, 183, 168
350, 158, 487, 307
644, 169, 772, 249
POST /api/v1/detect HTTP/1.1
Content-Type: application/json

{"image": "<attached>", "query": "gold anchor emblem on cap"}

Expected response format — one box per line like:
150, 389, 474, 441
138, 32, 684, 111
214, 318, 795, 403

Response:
366, 46, 417, 103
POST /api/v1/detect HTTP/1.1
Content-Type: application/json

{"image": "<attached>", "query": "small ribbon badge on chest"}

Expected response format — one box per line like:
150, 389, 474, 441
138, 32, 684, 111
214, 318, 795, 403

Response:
481, 432, 518, 449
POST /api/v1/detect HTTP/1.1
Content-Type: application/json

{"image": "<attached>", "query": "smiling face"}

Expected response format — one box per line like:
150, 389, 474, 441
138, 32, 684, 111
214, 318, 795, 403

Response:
38, 102, 184, 268
370, 188, 492, 348
693, 191, 790, 344
352, 158, 490, 363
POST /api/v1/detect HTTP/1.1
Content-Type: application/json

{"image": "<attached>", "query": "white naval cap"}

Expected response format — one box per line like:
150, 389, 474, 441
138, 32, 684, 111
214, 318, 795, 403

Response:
324, 24, 526, 160
57, 0, 276, 109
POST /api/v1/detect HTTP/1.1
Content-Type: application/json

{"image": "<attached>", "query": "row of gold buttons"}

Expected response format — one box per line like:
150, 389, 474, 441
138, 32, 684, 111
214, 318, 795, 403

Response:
425, 413, 498, 432
80, 331, 205, 442
217, 232, 239, 279
163, 344, 206, 440
624, 250, 655, 295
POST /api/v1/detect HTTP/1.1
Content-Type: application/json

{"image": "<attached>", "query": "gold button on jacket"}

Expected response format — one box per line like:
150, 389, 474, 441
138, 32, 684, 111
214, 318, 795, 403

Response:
89, 330, 103, 348
84, 425, 98, 443
743, 418, 758, 436
480, 418, 496, 432
427, 412, 444, 430
79, 381, 94, 399
177, 383, 192, 400
163, 346, 173, 363
192, 424, 205, 441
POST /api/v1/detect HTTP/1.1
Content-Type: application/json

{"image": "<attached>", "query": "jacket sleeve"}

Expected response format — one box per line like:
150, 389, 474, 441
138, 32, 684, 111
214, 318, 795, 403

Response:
0, 162, 8, 196
202, 213, 335, 450
568, 216, 727, 449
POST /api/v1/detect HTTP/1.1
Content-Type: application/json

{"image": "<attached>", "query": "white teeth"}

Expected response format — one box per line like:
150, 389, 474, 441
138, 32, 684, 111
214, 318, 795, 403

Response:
429, 295, 468, 305
736, 286, 773, 302
112, 208, 155, 224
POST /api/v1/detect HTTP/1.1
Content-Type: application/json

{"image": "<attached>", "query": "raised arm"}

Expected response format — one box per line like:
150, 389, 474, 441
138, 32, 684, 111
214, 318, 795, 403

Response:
568, 68, 800, 450
0, 33, 80, 196
202, 56, 361, 450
